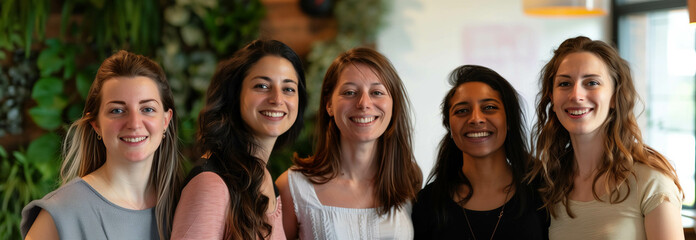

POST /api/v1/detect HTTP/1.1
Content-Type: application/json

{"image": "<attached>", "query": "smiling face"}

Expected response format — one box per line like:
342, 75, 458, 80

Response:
449, 81, 507, 159
552, 51, 615, 138
91, 76, 172, 163
240, 55, 299, 142
327, 63, 393, 144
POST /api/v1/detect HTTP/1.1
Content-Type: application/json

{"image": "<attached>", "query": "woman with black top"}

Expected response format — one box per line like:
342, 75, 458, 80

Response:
412, 65, 548, 240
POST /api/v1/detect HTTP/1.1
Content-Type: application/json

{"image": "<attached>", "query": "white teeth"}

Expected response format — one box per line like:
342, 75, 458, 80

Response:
352, 117, 376, 123
569, 109, 590, 116
466, 132, 491, 138
261, 111, 284, 118
122, 137, 146, 142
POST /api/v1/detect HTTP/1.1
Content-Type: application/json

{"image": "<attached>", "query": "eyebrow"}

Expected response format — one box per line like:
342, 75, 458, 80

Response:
341, 82, 384, 87
556, 74, 602, 79
252, 76, 298, 85
451, 98, 501, 109
106, 99, 160, 105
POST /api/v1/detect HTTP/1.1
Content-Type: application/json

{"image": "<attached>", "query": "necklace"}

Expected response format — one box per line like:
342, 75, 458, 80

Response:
462, 187, 512, 240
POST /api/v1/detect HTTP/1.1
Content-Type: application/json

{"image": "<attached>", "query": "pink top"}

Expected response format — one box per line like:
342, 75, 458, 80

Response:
171, 172, 286, 240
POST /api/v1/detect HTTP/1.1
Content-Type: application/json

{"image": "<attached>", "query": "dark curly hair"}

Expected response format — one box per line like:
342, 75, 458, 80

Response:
197, 39, 307, 239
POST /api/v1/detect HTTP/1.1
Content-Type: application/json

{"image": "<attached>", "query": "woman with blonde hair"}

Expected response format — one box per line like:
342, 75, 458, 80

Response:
529, 36, 684, 239
22, 50, 183, 239
276, 47, 422, 239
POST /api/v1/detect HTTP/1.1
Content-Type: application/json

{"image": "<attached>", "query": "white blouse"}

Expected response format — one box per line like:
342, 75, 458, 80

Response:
287, 170, 414, 240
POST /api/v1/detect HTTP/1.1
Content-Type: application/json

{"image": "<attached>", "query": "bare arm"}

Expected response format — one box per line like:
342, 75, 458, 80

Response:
25, 209, 59, 240
645, 201, 684, 240
276, 170, 299, 240
171, 172, 230, 240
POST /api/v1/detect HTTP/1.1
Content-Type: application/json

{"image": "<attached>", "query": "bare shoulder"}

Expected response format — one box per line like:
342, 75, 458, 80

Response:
276, 169, 291, 193
25, 209, 59, 240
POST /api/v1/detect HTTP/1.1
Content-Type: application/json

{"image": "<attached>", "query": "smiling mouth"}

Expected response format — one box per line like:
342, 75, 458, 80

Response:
567, 109, 591, 116
122, 137, 147, 143
261, 111, 285, 118
466, 132, 491, 138
351, 116, 377, 124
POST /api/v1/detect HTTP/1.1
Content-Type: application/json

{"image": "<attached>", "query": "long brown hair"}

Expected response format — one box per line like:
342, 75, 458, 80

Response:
60, 50, 183, 239
528, 36, 682, 217
293, 47, 422, 215
197, 39, 307, 239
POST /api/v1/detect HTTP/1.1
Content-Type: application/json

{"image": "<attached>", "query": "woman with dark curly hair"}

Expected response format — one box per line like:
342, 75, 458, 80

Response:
412, 65, 548, 240
528, 36, 683, 239
172, 39, 307, 240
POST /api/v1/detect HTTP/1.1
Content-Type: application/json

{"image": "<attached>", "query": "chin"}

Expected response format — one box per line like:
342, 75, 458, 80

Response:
123, 154, 154, 163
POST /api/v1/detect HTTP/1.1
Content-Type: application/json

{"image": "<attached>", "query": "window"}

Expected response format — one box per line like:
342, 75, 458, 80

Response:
615, 0, 696, 207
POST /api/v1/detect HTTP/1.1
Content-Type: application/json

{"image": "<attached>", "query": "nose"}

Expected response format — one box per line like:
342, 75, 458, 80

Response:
268, 87, 283, 105
126, 112, 143, 129
356, 92, 372, 110
570, 83, 585, 102
468, 108, 485, 126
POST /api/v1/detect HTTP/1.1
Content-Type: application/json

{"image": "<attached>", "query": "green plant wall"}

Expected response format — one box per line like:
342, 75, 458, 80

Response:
0, 0, 389, 238
0, 0, 264, 238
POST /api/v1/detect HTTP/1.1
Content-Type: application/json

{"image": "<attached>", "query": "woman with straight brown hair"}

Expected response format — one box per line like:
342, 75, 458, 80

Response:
529, 36, 684, 239
22, 50, 183, 240
276, 47, 422, 239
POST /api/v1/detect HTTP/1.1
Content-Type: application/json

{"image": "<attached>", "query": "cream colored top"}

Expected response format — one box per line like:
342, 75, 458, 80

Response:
549, 163, 682, 240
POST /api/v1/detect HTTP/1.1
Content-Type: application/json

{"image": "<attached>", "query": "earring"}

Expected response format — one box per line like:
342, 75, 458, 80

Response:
163, 129, 167, 139
97, 134, 102, 140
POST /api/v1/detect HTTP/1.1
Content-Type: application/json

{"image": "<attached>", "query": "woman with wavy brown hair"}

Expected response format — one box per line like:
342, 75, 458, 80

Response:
172, 39, 307, 240
276, 47, 422, 239
22, 50, 183, 240
528, 36, 684, 239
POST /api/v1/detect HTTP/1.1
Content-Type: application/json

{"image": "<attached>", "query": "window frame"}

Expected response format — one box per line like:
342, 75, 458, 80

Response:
612, 0, 695, 209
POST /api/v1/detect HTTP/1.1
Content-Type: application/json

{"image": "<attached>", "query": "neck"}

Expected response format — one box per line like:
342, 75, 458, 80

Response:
461, 150, 512, 191
570, 131, 605, 179
253, 136, 278, 165
85, 155, 155, 209
337, 136, 379, 181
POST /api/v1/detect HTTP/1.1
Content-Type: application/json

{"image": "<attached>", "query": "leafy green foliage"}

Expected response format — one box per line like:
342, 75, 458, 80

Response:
0, 0, 50, 59
0, 134, 60, 239
0, 0, 266, 238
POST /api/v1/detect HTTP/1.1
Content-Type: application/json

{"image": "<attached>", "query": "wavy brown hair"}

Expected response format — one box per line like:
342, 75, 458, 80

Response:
527, 36, 682, 217
293, 47, 422, 215
60, 50, 183, 239
197, 39, 307, 239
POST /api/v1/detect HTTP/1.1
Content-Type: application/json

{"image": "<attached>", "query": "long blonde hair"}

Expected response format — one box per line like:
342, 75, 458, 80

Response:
60, 50, 183, 238
528, 36, 682, 218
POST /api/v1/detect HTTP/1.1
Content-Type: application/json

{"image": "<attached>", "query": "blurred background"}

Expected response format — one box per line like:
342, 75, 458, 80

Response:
0, 0, 694, 238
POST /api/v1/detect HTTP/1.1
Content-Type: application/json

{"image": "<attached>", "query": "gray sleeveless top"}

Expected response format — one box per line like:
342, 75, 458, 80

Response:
21, 178, 159, 239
